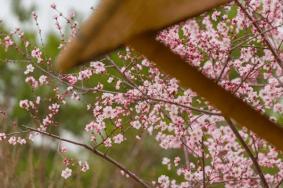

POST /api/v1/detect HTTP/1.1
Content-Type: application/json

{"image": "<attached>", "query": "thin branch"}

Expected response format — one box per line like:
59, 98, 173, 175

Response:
231, 23, 283, 51
201, 136, 206, 188
275, 178, 283, 188
107, 56, 220, 116
235, 0, 283, 69
232, 60, 260, 94
216, 49, 232, 83
225, 118, 269, 188
20, 125, 150, 188
146, 97, 222, 116
6, 130, 30, 137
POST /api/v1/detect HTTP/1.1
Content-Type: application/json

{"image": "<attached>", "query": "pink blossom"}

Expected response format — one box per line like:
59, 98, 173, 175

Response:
65, 75, 77, 85
25, 76, 39, 88
17, 137, 26, 145
39, 75, 48, 85
104, 138, 112, 147
78, 69, 93, 80
8, 136, 17, 145
90, 61, 106, 74
131, 120, 141, 129
0, 133, 6, 141
48, 103, 60, 114
24, 64, 34, 75
31, 48, 42, 62
61, 168, 72, 179
78, 161, 89, 172
158, 175, 170, 188
113, 134, 124, 144
19, 99, 34, 110
50, 3, 56, 9
3, 36, 14, 49
85, 121, 105, 133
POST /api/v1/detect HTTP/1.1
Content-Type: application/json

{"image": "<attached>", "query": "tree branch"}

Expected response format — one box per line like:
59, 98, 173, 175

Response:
19, 125, 150, 188
224, 118, 269, 188
235, 0, 283, 69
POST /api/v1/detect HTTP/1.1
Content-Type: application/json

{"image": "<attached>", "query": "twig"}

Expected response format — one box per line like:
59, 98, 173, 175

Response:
146, 97, 222, 116
201, 136, 206, 188
235, 0, 283, 69
225, 118, 269, 188
216, 49, 232, 83
231, 23, 283, 51
19, 125, 150, 188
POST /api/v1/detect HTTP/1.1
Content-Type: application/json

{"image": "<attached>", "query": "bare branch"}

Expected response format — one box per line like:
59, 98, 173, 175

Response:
20, 125, 150, 188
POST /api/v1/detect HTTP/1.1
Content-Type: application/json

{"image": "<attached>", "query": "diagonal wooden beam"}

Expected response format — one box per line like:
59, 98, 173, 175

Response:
55, 0, 229, 72
127, 32, 283, 151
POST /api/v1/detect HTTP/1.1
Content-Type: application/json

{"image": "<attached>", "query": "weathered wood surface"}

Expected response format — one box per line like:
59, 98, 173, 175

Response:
128, 33, 283, 152
56, 0, 228, 72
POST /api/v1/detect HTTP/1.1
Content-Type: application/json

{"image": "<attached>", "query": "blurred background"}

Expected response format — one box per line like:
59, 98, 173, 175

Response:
0, 0, 96, 35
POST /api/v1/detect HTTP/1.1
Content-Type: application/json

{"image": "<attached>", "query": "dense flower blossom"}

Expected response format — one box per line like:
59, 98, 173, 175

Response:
19, 99, 35, 110
90, 61, 106, 74
8, 136, 17, 145
1, 0, 283, 187
158, 175, 170, 188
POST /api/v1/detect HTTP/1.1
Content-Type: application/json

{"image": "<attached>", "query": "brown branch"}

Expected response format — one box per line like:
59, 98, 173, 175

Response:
107, 56, 221, 116
275, 178, 283, 188
201, 136, 206, 188
232, 59, 260, 94
146, 97, 222, 116
20, 125, 150, 188
224, 118, 269, 188
216, 49, 232, 83
235, 0, 283, 69
231, 23, 283, 51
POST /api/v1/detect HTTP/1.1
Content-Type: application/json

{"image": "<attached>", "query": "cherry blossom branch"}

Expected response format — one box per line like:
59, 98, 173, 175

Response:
107, 56, 139, 89
6, 130, 30, 137
145, 97, 222, 116
232, 60, 260, 94
235, 0, 283, 69
19, 125, 150, 188
31, 61, 121, 94
231, 23, 283, 51
107, 56, 220, 116
225, 118, 269, 188
216, 49, 232, 83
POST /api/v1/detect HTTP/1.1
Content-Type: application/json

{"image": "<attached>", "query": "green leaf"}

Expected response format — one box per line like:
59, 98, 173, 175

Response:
228, 5, 238, 19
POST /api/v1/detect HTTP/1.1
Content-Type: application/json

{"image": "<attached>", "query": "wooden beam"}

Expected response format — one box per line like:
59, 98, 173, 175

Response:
127, 32, 283, 151
55, 0, 229, 72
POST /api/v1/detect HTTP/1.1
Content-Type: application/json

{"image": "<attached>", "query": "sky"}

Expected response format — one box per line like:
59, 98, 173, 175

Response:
0, 0, 99, 36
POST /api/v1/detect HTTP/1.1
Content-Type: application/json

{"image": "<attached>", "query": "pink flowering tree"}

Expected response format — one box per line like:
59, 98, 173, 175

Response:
1, 0, 283, 187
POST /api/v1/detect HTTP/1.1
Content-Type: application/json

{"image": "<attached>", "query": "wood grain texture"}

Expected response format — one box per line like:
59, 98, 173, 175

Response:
55, 0, 228, 72
127, 32, 283, 151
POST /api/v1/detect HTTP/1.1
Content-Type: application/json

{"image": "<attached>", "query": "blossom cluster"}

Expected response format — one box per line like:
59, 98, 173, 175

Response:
0, 0, 283, 187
